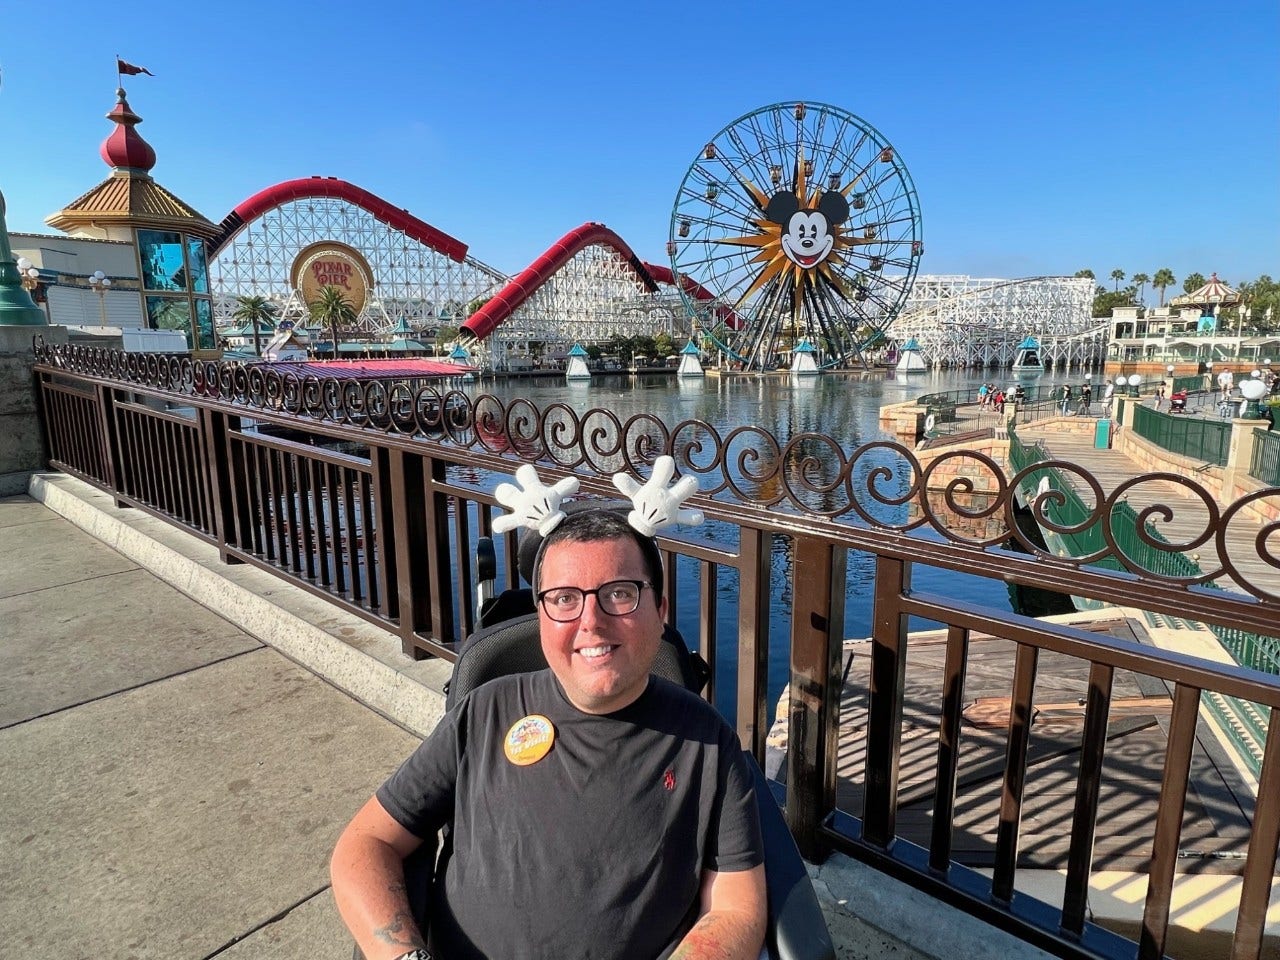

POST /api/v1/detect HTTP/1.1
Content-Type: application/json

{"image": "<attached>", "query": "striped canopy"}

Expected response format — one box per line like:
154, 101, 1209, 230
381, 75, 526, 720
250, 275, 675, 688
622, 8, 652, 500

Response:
1170, 273, 1239, 307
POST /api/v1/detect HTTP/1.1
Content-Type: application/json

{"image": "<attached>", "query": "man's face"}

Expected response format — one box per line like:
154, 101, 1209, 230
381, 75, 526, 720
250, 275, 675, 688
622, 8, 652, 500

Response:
537, 536, 667, 714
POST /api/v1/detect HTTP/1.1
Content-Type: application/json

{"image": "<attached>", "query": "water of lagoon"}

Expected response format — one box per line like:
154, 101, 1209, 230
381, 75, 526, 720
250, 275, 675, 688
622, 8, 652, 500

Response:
461, 367, 1063, 720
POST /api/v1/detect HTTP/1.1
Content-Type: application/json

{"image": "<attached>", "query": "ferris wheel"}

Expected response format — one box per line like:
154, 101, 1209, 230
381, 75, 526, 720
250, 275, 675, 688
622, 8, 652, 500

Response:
669, 101, 923, 371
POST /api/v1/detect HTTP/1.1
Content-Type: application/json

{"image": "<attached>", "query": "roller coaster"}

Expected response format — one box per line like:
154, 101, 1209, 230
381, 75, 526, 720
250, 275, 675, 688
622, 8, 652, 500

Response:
209, 178, 1096, 371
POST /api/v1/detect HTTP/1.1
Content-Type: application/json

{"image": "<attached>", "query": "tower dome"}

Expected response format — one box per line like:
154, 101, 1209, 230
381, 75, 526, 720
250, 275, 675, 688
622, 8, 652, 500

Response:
99, 88, 157, 174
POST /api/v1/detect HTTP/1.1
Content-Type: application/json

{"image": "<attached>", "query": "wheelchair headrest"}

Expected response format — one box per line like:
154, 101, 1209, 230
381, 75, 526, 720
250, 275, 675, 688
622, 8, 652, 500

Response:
515, 499, 631, 585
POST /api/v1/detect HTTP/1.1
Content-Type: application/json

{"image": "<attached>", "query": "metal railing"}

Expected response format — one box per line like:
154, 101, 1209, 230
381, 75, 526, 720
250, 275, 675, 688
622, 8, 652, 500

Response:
33, 342, 1280, 960
1009, 425, 1273, 773
1132, 403, 1232, 465
1251, 428, 1280, 486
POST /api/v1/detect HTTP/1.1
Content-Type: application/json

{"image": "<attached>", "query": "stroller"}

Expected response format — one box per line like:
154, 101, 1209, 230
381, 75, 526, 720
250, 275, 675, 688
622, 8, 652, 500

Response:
1169, 389, 1188, 414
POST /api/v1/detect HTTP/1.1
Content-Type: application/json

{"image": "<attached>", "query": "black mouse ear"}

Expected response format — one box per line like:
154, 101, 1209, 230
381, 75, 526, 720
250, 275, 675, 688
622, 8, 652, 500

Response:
765, 191, 800, 224
818, 190, 850, 225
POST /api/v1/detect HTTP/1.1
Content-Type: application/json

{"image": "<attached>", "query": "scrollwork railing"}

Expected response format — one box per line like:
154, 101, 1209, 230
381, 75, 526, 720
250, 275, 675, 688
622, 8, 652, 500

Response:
33, 341, 1280, 607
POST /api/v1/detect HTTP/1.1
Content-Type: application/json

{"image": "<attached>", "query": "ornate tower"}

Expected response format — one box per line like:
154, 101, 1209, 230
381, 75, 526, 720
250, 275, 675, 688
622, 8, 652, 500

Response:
46, 88, 220, 351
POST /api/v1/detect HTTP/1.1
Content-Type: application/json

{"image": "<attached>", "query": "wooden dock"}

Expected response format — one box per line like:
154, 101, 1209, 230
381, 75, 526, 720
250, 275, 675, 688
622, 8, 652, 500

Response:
770, 611, 1258, 873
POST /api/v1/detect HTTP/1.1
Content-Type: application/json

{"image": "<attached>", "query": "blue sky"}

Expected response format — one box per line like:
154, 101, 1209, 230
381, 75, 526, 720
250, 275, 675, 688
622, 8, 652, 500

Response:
1, 0, 1276, 289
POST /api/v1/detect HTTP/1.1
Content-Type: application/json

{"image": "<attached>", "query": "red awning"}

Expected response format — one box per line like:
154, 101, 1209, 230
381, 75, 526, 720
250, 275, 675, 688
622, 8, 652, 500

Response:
257, 359, 475, 379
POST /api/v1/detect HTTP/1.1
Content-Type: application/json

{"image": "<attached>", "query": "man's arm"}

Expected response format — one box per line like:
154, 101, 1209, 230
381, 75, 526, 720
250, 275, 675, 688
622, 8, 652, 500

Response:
670, 865, 767, 960
331, 795, 428, 960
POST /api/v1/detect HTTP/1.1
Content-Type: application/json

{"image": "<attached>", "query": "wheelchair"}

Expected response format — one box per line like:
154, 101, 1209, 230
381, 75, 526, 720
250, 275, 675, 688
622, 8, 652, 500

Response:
356, 503, 835, 960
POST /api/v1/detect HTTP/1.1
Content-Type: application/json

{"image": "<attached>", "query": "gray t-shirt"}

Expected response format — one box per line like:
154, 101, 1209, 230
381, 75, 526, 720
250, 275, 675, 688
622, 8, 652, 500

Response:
377, 670, 763, 960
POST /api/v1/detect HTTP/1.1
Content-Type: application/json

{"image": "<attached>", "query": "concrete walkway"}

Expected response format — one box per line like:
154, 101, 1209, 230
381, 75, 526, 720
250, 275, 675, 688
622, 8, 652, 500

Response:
2, 473, 1065, 960
0, 492, 423, 959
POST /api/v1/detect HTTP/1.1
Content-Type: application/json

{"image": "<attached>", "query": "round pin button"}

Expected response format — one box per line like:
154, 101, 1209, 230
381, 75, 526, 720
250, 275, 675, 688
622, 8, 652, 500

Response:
504, 714, 555, 766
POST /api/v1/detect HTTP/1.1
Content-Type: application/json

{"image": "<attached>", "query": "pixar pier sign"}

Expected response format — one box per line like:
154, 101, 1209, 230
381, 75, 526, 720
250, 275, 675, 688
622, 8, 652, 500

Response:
291, 241, 373, 316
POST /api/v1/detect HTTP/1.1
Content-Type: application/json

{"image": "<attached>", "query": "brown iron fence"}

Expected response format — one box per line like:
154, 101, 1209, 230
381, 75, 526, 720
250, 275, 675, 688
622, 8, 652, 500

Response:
32, 342, 1280, 960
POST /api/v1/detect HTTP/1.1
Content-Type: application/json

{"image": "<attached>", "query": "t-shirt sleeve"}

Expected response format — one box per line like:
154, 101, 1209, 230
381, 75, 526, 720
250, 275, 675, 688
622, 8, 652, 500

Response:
375, 703, 463, 839
704, 727, 765, 874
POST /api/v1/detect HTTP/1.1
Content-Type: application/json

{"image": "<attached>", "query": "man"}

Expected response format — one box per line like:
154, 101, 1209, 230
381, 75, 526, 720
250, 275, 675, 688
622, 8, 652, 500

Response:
331, 509, 766, 960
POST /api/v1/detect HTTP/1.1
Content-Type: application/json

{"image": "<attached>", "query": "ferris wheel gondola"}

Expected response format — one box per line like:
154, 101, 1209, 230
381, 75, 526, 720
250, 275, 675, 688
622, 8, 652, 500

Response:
669, 101, 923, 371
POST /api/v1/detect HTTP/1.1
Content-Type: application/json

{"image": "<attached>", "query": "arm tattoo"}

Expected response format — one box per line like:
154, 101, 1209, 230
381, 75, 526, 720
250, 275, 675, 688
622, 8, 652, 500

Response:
671, 913, 726, 959
373, 910, 425, 950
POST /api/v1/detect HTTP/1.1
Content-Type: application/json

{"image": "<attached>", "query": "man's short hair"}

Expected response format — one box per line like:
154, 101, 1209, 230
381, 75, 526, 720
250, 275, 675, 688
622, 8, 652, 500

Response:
532, 509, 665, 604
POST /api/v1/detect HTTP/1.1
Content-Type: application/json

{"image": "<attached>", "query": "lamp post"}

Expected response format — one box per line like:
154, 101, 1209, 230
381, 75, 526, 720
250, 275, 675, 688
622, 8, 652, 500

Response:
15, 257, 52, 324
1239, 379, 1267, 420
1127, 373, 1142, 398
0, 190, 47, 326
15, 257, 39, 293
88, 271, 112, 326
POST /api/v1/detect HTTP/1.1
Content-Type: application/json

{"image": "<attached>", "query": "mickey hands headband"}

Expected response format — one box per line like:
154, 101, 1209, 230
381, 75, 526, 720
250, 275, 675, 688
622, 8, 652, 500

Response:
491, 456, 704, 538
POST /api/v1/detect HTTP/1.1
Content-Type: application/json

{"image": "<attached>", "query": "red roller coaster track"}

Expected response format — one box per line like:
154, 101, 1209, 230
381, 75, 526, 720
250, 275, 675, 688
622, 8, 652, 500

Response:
461, 223, 659, 341
212, 178, 727, 338
209, 176, 469, 262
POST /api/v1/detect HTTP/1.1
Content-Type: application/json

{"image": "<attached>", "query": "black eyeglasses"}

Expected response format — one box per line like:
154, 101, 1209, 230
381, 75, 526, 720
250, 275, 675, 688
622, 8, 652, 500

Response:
536, 580, 651, 622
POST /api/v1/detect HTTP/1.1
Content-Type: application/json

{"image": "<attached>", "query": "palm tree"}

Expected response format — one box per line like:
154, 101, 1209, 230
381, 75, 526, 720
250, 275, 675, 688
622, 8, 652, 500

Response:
309, 285, 357, 357
1131, 272, 1150, 305
1183, 272, 1207, 295
232, 295, 276, 357
1110, 269, 1125, 292
1152, 268, 1176, 306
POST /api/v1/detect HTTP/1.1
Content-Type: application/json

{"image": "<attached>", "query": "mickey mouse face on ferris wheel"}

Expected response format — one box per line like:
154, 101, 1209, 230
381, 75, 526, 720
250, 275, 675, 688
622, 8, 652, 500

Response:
766, 190, 851, 270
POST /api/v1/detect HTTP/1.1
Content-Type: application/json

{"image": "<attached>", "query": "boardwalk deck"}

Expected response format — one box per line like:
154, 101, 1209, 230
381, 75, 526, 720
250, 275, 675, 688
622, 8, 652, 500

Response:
1017, 419, 1277, 596
823, 615, 1259, 873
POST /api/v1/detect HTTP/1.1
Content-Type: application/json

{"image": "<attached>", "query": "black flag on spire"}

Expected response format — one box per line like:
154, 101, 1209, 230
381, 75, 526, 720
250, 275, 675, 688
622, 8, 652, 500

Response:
116, 58, 154, 77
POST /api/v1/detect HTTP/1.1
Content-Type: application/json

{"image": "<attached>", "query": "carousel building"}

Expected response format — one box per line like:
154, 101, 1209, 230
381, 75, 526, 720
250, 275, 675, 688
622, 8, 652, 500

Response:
1107, 274, 1279, 367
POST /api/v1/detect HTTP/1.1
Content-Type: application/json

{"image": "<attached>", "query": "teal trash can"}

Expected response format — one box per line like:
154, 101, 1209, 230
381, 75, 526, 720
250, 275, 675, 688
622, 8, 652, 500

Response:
1094, 418, 1112, 449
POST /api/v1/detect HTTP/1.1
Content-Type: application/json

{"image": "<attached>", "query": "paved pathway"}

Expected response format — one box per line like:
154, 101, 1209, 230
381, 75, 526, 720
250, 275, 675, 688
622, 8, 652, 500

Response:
0, 494, 420, 960
1016, 421, 1278, 598
4, 478, 981, 960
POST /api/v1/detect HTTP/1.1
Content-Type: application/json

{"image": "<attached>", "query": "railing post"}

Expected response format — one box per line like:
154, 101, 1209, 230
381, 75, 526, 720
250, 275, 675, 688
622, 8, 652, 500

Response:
418, 453, 456, 655
785, 535, 846, 861
93, 382, 123, 503
1224, 418, 1269, 498
371, 445, 400, 623
199, 407, 237, 561
736, 526, 772, 758
863, 554, 910, 849
388, 447, 434, 658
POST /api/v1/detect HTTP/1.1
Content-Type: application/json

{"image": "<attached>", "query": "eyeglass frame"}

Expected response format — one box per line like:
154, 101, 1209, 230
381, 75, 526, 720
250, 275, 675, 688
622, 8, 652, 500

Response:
535, 579, 652, 622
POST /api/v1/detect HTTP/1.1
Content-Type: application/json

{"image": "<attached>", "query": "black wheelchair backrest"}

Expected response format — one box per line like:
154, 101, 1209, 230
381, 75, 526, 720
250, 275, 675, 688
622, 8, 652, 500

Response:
447, 613, 708, 710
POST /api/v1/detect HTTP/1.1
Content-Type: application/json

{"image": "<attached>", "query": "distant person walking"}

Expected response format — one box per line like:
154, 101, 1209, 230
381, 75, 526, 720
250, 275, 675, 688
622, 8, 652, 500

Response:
1103, 381, 1115, 417
1155, 382, 1165, 411
1059, 383, 1072, 416
1218, 369, 1234, 403
978, 382, 990, 409
1078, 382, 1092, 416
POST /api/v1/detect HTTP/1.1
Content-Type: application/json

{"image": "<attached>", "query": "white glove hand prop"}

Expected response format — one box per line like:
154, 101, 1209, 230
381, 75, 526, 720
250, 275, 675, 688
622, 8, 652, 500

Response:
492, 464, 580, 536
612, 455, 704, 537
